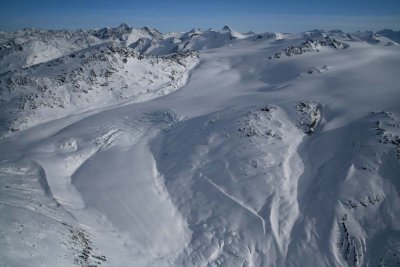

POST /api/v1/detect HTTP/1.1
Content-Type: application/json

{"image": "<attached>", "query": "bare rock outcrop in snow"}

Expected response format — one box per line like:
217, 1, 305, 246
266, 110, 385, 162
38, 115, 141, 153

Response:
296, 101, 321, 135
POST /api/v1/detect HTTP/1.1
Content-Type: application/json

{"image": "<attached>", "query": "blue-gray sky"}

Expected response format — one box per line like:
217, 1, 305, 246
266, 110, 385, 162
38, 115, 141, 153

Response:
0, 0, 399, 33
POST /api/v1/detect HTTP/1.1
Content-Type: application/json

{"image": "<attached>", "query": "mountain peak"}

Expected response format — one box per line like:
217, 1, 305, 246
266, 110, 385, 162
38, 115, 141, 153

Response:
221, 25, 246, 39
222, 25, 232, 32
117, 23, 130, 29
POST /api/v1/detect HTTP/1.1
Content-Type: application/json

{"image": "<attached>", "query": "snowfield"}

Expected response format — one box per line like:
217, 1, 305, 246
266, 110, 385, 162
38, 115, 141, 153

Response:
0, 24, 400, 267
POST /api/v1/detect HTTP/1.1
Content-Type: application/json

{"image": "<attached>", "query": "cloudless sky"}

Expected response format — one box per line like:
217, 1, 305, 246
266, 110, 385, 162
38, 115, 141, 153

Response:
0, 0, 399, 33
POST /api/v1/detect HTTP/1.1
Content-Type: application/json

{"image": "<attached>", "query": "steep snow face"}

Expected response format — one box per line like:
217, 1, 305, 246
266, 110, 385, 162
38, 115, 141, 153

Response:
70, 111, 190, 263
286, 111, 400, 267
1, 25, 400, 267
151, 106, 305, 266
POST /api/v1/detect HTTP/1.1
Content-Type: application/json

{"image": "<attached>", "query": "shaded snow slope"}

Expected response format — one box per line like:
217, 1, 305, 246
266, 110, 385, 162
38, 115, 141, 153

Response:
0, 26, 400, 267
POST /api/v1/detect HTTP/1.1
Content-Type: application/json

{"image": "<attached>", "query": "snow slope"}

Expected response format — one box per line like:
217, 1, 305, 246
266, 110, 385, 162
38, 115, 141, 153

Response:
0, 23, 165, 74
0, 43, 198, 135
1, 25, 400, 267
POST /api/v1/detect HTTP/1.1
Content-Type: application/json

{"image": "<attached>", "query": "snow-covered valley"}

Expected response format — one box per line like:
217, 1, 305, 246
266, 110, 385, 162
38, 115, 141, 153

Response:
0, 24, 400, 266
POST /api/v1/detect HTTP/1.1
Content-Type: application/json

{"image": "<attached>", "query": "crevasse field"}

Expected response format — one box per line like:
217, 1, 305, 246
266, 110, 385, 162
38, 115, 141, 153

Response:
1, 24, 400, 266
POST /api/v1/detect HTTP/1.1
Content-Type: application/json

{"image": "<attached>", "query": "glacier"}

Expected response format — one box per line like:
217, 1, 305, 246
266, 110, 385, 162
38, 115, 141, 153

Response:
0, 24, 400, 267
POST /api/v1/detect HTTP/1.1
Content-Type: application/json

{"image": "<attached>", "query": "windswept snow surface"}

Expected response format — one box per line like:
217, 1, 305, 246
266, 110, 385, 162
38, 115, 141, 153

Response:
1, 25, 400, 267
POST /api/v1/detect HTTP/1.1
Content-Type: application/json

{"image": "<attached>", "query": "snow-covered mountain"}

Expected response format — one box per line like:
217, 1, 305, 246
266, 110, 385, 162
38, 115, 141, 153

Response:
0, 24, 400, 267
0, 42, 198, 135
129, 25, 249, 56
0, 23, 167, 74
